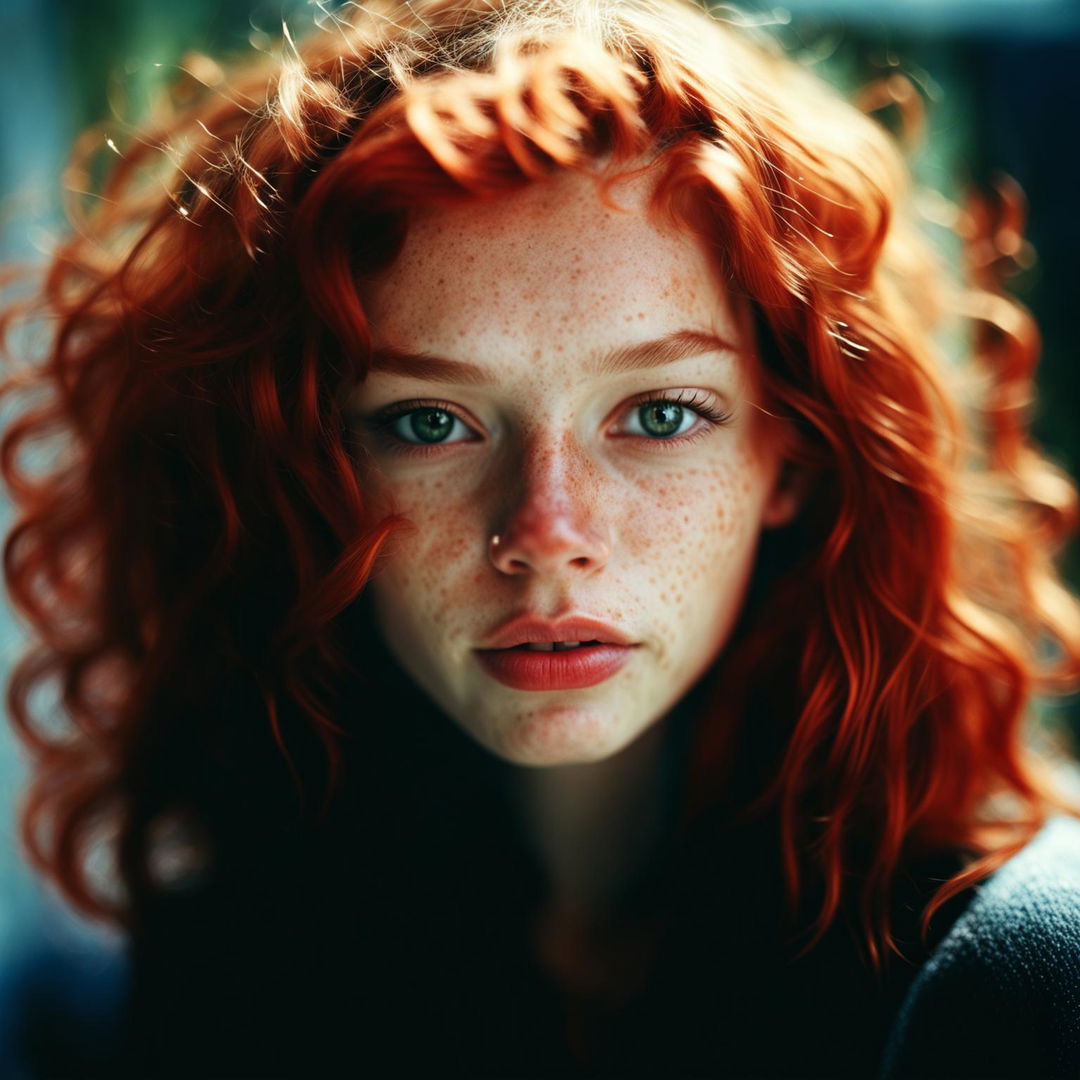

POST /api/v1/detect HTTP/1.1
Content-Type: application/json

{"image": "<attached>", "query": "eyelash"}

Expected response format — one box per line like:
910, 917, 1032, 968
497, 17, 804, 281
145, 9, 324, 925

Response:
362, 390, 733, 458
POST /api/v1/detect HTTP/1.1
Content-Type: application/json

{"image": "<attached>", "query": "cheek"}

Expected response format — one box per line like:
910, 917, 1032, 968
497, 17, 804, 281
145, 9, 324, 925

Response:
624, 449, 765, 572
368, 472, 482, 631
623, 448, 771, 662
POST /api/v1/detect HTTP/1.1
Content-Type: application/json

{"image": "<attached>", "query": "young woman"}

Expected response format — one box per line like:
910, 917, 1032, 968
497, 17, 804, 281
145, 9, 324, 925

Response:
3, 0, 1080, 1075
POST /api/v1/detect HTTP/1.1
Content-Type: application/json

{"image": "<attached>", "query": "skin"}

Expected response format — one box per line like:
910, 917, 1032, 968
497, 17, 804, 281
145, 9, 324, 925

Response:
347, 165, 802, 768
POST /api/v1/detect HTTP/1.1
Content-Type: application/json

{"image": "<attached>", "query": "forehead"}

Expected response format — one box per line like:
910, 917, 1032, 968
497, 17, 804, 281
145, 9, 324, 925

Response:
356, 167, 748, 357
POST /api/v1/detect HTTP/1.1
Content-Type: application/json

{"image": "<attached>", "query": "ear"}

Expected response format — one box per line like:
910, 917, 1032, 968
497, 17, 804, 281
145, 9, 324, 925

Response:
761, 457, 818, 529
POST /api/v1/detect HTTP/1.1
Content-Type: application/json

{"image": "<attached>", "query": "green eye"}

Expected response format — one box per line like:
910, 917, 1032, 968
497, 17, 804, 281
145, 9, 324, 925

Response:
636, 401, 687, 438
392, 407, 461, 444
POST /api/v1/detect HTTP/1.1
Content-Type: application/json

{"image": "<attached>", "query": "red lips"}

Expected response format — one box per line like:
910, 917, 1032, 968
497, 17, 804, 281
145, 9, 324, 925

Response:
477, 614, 635, 650
474, 613, 638, 691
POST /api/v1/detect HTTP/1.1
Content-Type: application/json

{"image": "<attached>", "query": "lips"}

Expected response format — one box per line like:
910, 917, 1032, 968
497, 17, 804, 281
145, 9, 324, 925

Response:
478, 614, 635, 650
475, 613, 638, 691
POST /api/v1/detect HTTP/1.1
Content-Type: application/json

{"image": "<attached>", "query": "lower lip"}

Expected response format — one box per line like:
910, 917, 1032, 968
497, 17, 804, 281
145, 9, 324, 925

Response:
474, 644, 637, 691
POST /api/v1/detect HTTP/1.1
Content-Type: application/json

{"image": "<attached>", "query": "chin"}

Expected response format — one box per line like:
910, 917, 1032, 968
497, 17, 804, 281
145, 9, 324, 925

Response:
482, 703, 645, 767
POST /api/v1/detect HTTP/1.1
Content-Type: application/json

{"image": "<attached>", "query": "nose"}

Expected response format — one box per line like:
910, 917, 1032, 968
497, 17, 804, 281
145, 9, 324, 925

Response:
488, 442, 612, 577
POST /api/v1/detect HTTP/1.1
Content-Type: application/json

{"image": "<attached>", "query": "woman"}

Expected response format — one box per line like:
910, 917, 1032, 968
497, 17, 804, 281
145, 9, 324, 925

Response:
3, 0, 1080, 1075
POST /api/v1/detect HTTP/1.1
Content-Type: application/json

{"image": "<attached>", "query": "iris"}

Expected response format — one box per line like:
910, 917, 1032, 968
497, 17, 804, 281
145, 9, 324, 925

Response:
404, 407, 453, 443
638, 401, 684, 438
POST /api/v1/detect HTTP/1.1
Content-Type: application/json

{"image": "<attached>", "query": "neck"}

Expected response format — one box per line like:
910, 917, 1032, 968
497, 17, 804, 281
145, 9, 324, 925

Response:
510, 717, 677, 921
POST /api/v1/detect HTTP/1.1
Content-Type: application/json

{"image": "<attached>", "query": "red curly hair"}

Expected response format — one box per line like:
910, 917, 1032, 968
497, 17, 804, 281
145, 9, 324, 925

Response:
2, 0, 1079, 975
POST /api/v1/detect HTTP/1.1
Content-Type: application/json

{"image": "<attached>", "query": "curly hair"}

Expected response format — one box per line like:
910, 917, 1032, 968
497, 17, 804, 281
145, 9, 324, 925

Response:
3, 0, 1079, 975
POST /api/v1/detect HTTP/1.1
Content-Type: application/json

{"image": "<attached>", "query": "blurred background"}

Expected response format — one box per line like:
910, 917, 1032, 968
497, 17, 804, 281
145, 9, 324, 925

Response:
0, 0, 1078, 1073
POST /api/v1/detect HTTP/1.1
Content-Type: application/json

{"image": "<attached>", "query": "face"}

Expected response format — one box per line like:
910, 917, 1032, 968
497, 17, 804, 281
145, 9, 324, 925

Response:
346, 166, 800, 767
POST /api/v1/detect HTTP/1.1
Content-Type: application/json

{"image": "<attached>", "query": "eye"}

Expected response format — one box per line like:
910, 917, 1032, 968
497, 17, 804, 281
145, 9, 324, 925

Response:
388, 405, 471, 445
362, 399, 480, 455
625, 400, 698, 439
617, 390, 732, 445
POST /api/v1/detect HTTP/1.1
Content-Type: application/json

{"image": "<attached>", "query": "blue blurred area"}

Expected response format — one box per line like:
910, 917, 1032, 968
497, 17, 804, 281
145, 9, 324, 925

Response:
773, 0, 1080, 37
1, 0, 1078, 1074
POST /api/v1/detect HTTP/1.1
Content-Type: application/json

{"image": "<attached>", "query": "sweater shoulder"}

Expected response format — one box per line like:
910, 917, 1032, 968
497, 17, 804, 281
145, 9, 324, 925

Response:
880, 813, 1080, 1079
923, 813, 1080, 986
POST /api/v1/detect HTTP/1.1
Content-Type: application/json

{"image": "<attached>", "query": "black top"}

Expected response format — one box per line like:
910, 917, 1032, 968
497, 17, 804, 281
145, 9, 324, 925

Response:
11, 632, 1080, 1078
113, 651, 985, 1080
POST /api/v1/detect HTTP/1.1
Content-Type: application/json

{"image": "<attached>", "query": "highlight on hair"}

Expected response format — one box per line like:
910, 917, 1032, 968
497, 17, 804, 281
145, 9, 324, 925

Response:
2, 0, 1079, 972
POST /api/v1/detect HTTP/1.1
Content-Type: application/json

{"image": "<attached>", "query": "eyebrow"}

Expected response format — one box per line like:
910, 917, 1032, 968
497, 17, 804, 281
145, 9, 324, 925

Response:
367, 329, 741, 385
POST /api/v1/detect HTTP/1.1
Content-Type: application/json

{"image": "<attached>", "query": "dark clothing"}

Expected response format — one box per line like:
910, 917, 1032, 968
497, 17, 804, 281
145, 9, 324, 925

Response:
111, 656, 1080, 1080
881, 812, 1080, 1079
16, 811, 1080, 1078
115, 789, 1080, 1079
13, 633, 1080, 1077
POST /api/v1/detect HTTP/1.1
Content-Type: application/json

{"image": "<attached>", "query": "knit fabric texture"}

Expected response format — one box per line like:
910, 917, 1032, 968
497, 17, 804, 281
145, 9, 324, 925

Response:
880, 813, 1080, 1079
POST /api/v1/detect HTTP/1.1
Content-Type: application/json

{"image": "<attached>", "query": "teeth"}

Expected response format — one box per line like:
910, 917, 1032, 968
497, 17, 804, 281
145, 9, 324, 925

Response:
523, 641, 583, 651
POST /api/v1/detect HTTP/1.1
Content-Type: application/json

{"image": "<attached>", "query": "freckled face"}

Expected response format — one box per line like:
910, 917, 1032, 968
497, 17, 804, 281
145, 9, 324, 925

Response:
347, 168, 795, 766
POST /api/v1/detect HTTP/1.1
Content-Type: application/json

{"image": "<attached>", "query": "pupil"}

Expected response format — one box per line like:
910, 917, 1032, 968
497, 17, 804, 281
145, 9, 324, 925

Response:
409, 408, 453, 443
640, 401, 682, 437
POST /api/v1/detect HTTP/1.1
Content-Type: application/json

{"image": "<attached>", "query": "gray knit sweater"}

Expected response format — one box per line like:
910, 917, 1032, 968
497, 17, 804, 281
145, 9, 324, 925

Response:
880, 814, 1080, 1079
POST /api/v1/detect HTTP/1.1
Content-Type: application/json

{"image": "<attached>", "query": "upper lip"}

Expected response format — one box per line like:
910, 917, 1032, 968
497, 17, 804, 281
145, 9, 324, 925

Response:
477, 614, 637, 650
